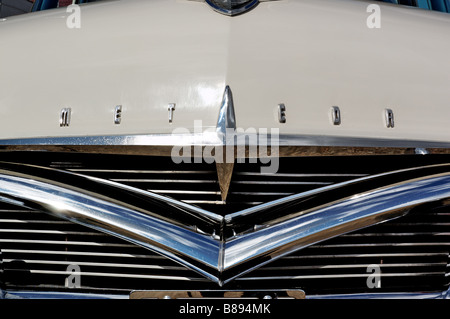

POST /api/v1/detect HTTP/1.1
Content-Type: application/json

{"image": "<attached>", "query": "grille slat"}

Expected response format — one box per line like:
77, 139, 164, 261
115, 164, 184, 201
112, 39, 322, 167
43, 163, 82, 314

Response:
256, 263, 448, 271
111, 179, 218, 183
24, 270, 204, 281
0, 229, 106, 236
0, 239, 134, 247
70, 169, 216, 174
237, 272, 446, 281
3, 259, 189, 270
283, 253, 448, 259
2, 249, 164, 259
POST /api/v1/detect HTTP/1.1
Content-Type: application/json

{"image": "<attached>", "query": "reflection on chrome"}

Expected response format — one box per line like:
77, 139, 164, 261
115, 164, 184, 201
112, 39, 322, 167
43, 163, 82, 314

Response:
0, 134, 450, 149
0, 162, 449, 285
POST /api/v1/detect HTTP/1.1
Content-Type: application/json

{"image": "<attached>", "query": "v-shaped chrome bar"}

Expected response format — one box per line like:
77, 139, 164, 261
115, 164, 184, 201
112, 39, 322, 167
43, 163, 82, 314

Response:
0, 162, 450, 285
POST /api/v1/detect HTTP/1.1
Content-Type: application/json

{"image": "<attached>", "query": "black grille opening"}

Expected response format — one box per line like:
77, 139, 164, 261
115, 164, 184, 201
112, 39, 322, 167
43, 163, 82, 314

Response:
0, 151, 448, 214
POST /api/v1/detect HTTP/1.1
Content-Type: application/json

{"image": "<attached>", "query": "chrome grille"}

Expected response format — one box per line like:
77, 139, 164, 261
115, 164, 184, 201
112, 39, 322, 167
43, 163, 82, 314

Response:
1, 201, 450, 295
0, 205, 210, 294
0, 151, 449, 296
238, 204, 450, 295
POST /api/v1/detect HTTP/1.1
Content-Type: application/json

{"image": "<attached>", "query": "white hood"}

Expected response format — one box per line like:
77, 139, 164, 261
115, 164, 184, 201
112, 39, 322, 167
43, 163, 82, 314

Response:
0, 0, 449, 146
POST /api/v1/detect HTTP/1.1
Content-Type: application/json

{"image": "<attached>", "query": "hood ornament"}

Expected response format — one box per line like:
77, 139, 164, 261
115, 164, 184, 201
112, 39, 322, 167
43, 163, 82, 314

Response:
216, 86, 236, 201
205, 0, 259, 16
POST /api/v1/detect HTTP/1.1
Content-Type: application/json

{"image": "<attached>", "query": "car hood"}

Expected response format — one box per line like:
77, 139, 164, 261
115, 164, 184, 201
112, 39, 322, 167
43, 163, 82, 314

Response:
0, 0, 449, 146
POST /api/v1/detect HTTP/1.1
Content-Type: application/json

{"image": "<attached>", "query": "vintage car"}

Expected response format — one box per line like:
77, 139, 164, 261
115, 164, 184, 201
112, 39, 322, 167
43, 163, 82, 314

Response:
0, 0, 449, 299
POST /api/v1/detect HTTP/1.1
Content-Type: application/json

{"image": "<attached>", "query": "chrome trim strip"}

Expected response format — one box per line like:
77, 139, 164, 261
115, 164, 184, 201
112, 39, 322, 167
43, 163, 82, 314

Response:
235, 172, 368, 177
2, 291, 129, 299
0, 163, 449, 285
0, 133, 449, 149
306, 289, 450, 299
283, 253, 448, 258
2, 288, 450, 299
316, 242, 450, 247
69, 169, 217, 174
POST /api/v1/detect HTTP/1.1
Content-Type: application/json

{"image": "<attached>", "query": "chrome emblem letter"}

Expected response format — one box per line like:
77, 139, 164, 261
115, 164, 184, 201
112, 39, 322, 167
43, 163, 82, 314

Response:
168, 103, 176, 124
114, 105, 122, 124
331, 106, 341, 125
60, 108, 71, 127
385, 108, 394, 128
278, 104, 286, 123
